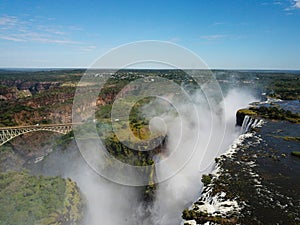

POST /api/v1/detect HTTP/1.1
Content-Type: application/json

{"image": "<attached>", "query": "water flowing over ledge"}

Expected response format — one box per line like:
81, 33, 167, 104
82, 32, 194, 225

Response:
241, 115, 262, 133
182, 115, 264, 225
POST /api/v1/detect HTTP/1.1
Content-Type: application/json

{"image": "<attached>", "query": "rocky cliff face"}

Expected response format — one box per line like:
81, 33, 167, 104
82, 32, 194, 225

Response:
0, 82, 77, 163
1, 80, 61, 92
0, 86, 32, 101
236, 109, 257, 126
236, 110, 246, 126
0, 86, 76, 126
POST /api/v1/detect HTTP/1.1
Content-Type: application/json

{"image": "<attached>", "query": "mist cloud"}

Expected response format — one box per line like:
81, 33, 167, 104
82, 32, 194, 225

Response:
63, 87, 258, 225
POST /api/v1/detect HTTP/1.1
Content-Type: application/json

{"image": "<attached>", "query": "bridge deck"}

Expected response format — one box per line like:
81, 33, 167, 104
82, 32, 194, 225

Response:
0, 123, 83, 146
0, 123, 83, 130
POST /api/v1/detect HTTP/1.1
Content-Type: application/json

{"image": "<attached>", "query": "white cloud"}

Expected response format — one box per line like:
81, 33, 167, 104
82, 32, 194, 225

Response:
29, 37, 84, 45
294, 0, 300, 8
200, 34, 228, 41
0, 15, 18, 26
0, 15, 91, 47
285, 0, 300, 10
0, 34, 24, 42
69, 26, 83, 31
213, 22, 226, 26
79, 45, 97, 52
36, 26, 67, 36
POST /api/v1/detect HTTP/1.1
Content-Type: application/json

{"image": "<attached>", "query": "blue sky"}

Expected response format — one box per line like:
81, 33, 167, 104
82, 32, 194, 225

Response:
0, 0, 300, 69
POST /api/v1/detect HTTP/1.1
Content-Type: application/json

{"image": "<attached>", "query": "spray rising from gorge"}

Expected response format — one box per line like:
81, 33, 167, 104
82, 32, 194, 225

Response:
62, 87, 258, 225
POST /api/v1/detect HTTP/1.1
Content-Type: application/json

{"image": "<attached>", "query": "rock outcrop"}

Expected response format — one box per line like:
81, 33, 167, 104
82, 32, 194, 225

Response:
236, 109, 257, 126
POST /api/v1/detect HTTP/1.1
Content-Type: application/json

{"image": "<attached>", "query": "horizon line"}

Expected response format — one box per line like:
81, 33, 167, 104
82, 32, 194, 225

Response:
0, 67, 300, 72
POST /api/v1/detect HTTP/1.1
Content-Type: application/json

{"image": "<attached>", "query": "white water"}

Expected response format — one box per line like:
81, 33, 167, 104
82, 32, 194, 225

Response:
183, 114, 264, 225
241, 115, 261, 133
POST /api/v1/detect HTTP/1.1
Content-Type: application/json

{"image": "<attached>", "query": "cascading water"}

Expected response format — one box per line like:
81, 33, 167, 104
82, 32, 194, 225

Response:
241, 115, 262, 133
182, 110, 265, 225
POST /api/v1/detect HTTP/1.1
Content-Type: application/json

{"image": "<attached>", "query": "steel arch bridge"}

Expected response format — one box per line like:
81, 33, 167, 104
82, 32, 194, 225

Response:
0, 123, 80, 147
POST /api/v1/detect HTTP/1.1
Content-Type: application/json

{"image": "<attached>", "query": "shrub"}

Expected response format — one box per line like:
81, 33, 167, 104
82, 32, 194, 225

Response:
201, 174, 212, 186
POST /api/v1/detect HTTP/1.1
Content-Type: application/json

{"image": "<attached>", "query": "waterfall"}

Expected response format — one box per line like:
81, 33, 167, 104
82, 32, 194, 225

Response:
241, 115, 261, 133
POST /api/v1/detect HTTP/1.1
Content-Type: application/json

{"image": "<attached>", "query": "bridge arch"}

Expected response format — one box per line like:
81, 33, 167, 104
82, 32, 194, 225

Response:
0, 124, 74, 147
